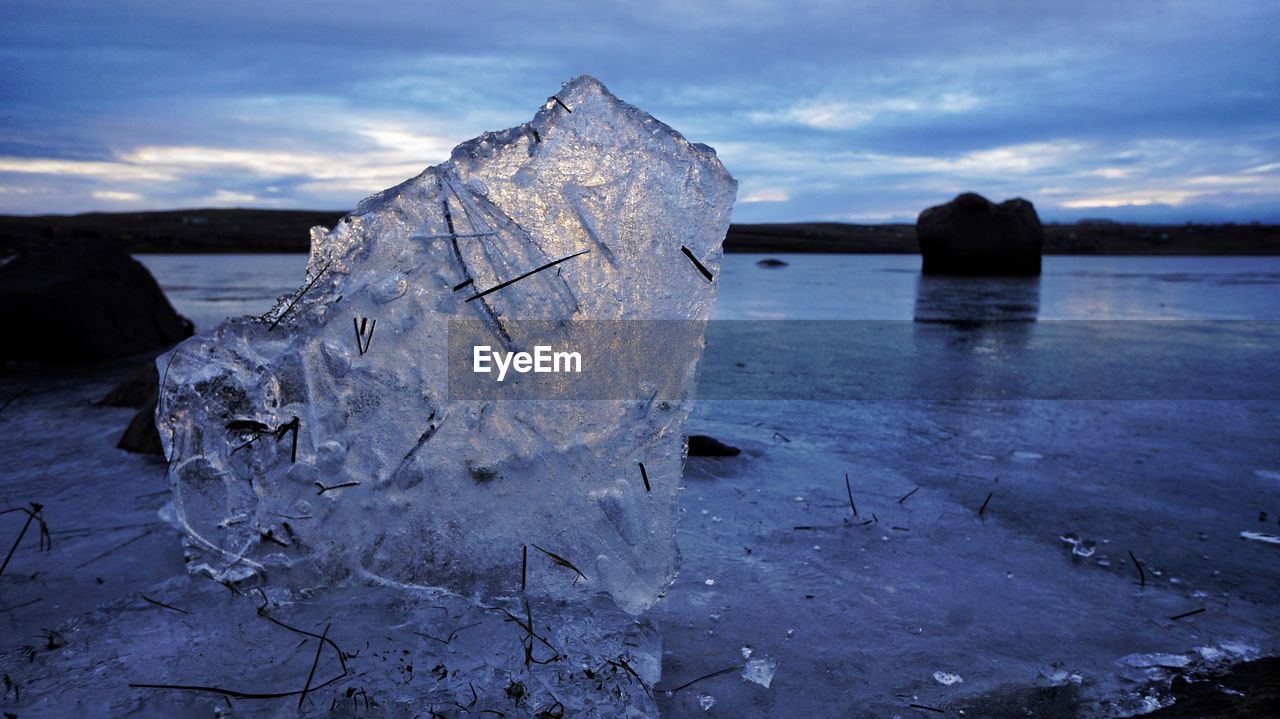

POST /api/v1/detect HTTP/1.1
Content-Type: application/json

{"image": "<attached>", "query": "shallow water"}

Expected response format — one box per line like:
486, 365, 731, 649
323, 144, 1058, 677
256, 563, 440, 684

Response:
137, 253, 1280, 330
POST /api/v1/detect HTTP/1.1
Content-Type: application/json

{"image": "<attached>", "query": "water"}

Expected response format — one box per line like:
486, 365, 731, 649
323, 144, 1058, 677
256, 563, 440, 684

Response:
138, 254, 1280, 330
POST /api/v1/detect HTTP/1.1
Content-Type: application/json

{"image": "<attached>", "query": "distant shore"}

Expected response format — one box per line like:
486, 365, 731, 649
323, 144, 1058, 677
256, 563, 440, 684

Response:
3, 208, 1279, 255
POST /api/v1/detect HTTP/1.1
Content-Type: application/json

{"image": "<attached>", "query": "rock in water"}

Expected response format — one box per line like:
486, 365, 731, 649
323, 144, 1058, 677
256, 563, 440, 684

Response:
157, 76, 736, 616
687, 434, 742, 457
916, 192, 1043, 276
0, 240, 193, 363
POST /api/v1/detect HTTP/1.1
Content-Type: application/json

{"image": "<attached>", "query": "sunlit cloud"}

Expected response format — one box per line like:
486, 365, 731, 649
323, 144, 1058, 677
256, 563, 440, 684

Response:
749, 93, 981, 130
1062, 193, 1201, 209
91, 190, 144, 202
740, 188, 789, 203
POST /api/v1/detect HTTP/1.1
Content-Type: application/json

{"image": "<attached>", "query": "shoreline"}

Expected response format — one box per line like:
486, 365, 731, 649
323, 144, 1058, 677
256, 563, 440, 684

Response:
3, 209, 1280, 255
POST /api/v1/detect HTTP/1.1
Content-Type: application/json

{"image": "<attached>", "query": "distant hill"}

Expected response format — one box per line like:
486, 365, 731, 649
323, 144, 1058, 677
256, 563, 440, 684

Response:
2, 209, 1278, 255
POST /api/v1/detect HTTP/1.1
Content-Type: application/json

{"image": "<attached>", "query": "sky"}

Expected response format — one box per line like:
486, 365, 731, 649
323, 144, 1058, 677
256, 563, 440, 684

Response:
1, 1, 1278, 223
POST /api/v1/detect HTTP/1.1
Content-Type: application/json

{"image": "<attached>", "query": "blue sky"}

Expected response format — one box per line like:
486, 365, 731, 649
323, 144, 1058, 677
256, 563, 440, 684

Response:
1, 1, 1277, 223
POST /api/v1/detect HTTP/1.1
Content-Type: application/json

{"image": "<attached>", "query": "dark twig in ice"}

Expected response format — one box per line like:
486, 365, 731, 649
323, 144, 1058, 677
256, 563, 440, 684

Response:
315, 481, 361, 496
908, 703, 946, 713
551, 96, 572, 112
452, 278, 474, 291
298, 623, 330, 709
130, 674, 346, 701
353, 317, 376, 355
389, 411, 440, 481
0, 387, 31, 418
536, 700, 565, 719
978, 491, 994, 516
666, 664, 743, 693
529, 543, 587, 584
273, 416, 300, 463
412, 231, 495, 241
1, 503, 50, 578
1128, 550, 1146, 589
521, 544, 527, 593
494, 605, 560, 659
1169, 608, 1206, 621
1, 596, 41, 614
255, 609, 348, 673
772, 431, 790, 442
606, 657, 652, 698
268, 262, 331, 331
638, 462, 651, 493
268, 512, 313, 521
140, 594, 189, 615
845, 472, 858, 517
465, 249, 591, 303
680, 245, 714, 282
898, 486, 919, 505
415, 622, 481, 645
134, 607, 350, 698
1, 597, 42, 613
891, 526, 909, 531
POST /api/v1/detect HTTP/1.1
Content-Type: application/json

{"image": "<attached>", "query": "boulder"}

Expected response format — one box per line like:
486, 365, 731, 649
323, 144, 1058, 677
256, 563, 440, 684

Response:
916, 193, 1043, 276
117, 392, 162, 455
0, 239, 193, 363
99, 361, 164, 455
687, 434, 741, 457
95, 362, 159, 408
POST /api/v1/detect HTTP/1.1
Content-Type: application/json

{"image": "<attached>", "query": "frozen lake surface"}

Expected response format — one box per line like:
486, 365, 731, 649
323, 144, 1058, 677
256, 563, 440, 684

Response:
1, 254, 1277, 717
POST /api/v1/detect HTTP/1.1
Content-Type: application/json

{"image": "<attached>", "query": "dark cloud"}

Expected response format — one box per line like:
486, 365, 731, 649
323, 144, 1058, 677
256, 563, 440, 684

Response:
1, 0, 1277, 221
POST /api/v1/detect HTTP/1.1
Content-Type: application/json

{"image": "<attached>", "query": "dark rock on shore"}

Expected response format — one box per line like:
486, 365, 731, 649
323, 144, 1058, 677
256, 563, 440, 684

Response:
917, 193, 1044, 275
687, 434, 741, 457
756, 258, 788, 268
117, 392, 162, 455
98, 361, 164, 455
95, 362, 158, 408
0, 240, 193, 363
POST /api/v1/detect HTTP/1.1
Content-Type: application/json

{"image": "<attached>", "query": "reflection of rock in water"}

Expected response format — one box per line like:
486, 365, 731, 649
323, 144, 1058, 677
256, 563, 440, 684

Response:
913, 274, 1041, 325
911, 275, 1041, 400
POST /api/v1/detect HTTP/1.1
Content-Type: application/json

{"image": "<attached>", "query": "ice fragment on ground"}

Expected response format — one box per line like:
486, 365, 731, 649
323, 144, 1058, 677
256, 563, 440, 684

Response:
1253, 469, 1280, 481
1013, 451, 1043, 461
1240, 531, 1280, 546
742, 657, 778, 688
1119, 652, 1192, 669
932, 670, 963, 686
1040, 665, 1083, 686
698, 692, 716, 711
1059, 532, 1097, 557
155, 75, 737, 615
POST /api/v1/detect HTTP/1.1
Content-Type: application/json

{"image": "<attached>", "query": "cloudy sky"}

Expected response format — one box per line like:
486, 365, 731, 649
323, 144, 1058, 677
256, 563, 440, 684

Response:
2, 1, 1277, 222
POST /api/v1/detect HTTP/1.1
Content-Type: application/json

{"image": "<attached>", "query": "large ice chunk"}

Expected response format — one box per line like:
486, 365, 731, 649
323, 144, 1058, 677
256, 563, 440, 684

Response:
157, 76, 736, 614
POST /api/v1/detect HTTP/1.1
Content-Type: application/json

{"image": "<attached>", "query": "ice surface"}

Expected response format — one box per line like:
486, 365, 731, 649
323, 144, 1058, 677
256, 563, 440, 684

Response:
155, 75, 736, 616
